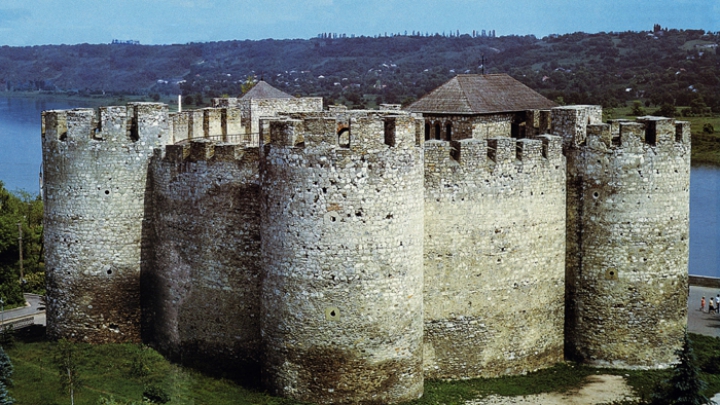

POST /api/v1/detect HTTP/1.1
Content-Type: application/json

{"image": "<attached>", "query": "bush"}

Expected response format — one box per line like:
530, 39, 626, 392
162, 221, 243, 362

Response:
703, 123, 714, 134
0, 346, 12, 387
0, 382, 14, 405
631, 100, 646, 116
0, 328, 13, 350
651, 330, 710, 405
654, 103, 677, 118
143, 386, 170, 404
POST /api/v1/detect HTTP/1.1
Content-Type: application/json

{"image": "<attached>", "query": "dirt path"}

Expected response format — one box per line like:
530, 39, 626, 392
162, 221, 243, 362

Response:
466, 374, 636, 405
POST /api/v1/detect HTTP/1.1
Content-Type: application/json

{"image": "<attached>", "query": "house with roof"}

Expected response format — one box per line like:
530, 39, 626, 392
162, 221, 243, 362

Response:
406, 74, 556, 141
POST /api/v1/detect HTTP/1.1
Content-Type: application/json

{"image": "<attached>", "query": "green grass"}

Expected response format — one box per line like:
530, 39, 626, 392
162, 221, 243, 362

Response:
5, 329, 719, 405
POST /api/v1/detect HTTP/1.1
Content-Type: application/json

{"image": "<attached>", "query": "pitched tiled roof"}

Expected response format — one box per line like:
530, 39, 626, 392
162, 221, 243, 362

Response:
407, 74, 556, 114
240, 80, 294, 100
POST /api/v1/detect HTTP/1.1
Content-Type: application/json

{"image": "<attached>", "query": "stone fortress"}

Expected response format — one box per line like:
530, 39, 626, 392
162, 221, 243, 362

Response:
41, 75, 690, 405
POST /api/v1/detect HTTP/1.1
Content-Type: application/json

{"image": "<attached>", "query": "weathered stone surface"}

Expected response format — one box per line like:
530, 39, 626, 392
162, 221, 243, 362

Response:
41, 102, 691, 404
142, 141, 262, 380
260, 114, 424, 404
559, 107, 690, 368
423, 136, 567, 379
43, 103, 170, 343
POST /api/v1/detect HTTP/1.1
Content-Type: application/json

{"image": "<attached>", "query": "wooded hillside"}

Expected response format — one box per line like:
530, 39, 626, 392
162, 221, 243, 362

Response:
1, 27, 718, 111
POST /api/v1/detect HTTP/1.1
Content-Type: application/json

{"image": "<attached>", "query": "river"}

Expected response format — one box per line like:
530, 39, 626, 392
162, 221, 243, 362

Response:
0, 95, 718, 278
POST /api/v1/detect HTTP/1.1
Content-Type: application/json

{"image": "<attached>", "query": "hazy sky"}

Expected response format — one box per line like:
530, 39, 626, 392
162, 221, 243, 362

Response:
0, 0, 718, 46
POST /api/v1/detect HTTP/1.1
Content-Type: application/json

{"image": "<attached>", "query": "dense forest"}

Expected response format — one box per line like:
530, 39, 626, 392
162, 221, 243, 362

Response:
0, 26, 718, 112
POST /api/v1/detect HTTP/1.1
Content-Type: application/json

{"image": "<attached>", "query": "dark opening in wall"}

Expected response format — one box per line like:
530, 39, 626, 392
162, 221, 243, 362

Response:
434, 123, 441, 140
384, 118, 396, 147
424, 122, 430, 141
675, 125, 683, 143
337, 128, 350, 148
645, 126, 657, 146
612, 134, 622, 146
129, 117, 139, 142
445, 122, 452, 141
511, 122, 526, 139
93, 118, 103, 140
59, 131, 68, 141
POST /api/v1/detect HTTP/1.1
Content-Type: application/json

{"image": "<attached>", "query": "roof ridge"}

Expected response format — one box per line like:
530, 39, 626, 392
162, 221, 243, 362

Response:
457, 76, 474, 112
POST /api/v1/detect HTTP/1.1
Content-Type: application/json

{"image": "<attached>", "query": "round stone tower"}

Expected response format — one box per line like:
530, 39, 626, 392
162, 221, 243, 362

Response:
142, 139, 263, 381
558, 106, 690, 368
42, 103, 170, 343
259, 112, 425, 404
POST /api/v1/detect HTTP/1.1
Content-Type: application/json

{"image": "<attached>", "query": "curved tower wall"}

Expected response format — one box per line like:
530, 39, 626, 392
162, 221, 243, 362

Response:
260, 113, 425, 404
423, 135, 567, 379
142, 140, 262, 379
559, 106, 691, 368
42, 103, 170, 342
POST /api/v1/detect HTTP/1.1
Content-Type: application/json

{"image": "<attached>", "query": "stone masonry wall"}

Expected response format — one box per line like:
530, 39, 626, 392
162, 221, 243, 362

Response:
559, 106, 690, 368
42, 103, 170, 343
260, 113, 425, 404
471, 113, 516, 139
169, 108, 250, 145
249, 98, 323, 139
142, 140, 262, 380
423, 134, 567, 379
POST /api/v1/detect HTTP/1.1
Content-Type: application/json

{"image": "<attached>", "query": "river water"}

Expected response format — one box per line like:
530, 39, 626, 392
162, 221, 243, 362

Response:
0, 95, 718, 277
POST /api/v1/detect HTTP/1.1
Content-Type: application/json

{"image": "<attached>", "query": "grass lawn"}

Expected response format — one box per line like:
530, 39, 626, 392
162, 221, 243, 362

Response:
4, 327, 720, 405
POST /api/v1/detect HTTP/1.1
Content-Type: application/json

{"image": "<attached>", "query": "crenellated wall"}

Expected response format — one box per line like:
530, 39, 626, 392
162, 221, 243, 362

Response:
42, 103, 171, 343
169, 108, 252, 145
559, 106, 690, 368
142, 140, 262, 380
423, 134, 567, 379
40, 100, 692, 405
259, 112, 425, 404
212, 96, 324, 144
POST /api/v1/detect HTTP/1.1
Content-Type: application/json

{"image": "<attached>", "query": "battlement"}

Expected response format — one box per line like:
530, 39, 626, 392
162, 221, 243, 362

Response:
161, 139, 258, 164
550, 106, 689, 152
170, 107, 249, 144
263, 111, 422, 151
42, 103, 169, 146
425, 134, 563, 171
583, 117, 690, 151
550, 105, 603, 146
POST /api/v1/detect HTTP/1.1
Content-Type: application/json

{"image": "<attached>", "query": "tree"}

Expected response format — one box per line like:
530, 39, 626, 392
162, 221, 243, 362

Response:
56, 339, 82, 405
631, 100, 646, 116
653, 330, 711, 405
240, 75, 256, 95
0, 346, 12, 387
0, 382, 14, 405
655, 103, 677, 117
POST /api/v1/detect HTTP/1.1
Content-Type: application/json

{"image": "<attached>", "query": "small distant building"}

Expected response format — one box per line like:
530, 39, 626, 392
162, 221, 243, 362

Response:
406, 74, 556, 141
164, 81, 323, 145
211, 80, 322, 143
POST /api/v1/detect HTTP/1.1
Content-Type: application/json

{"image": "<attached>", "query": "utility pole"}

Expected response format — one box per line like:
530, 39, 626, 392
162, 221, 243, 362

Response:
17, 222, 23, 283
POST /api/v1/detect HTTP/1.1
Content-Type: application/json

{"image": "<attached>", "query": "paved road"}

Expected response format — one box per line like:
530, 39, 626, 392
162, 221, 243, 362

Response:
688, 285, 720, 338
0, 294, 45, 328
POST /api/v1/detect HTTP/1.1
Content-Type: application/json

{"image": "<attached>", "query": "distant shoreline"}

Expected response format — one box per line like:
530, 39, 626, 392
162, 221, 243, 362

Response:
690, 275, 720, 288
0, 91, 181, 110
